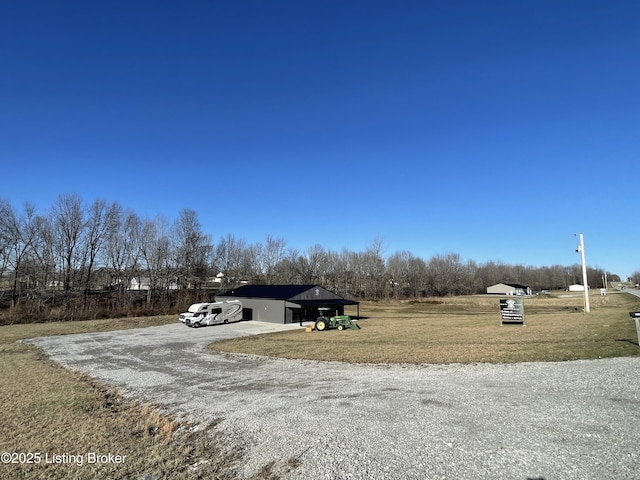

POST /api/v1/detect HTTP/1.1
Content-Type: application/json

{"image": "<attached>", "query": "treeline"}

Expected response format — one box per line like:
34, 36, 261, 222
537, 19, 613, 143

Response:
0, 194, 620, 324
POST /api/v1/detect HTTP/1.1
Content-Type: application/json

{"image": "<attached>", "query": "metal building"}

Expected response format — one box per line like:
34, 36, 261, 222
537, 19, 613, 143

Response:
216, 284, 359, 324
486, 282, 532, 296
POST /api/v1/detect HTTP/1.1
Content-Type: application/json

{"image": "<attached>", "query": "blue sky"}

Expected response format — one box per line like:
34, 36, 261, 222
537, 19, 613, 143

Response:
1, 1, 639, 278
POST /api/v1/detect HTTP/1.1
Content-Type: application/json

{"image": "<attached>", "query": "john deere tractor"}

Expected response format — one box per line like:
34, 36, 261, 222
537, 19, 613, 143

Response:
314, 308, 360, 331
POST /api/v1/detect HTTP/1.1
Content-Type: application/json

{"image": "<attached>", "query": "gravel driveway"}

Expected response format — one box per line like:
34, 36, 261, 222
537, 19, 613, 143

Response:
27, 321, 640, 480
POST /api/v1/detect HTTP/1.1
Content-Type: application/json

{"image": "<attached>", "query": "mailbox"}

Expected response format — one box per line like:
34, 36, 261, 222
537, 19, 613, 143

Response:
629, 312, 640, 318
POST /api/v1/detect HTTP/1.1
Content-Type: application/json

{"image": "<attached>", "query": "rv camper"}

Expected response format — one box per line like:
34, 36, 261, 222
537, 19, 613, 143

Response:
178, 300, 243, 327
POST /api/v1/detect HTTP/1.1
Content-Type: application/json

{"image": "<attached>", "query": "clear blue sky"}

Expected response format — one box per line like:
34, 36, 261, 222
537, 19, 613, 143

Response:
2, 1, 639, 278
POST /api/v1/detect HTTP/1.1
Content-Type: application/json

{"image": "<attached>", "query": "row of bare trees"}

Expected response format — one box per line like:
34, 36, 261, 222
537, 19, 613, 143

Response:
0, 194, 619, 322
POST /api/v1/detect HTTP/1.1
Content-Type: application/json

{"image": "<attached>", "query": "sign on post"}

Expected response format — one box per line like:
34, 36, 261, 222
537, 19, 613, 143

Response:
500, 298, 524, 325
629, 312, 640, 345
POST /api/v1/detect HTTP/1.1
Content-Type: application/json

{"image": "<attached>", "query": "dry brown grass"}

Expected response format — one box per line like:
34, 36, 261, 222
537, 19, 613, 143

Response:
211, 292, 640, 364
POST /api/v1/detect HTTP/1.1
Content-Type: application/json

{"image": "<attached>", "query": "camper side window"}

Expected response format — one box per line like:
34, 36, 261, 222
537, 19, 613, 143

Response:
211, 308, 222, 315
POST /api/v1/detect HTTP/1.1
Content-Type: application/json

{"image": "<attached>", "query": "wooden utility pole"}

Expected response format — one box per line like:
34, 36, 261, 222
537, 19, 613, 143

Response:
577, 233, 590, 313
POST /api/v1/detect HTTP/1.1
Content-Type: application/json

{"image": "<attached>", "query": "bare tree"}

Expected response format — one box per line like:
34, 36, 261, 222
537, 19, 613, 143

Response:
305, 244, 331, 285
426, 253, 471, 296
360, 238, 386, 298
333, 248, 358, 297
271, 248, 303, 284
5, 190, 637, 323
82, 199, 120, 292
213, 234, 263, 285
0, 199, 11, 281
50, 193, 87, 292
475, 261, 511, 292
241, 243, 262, 282
259, 235, 288, 283
0, 200, 40, 306
140, 214, 176, 298
406, 255, 428, 297
386, 250, 422, 298
105, 208, 143, 306
34, 214, 58, 292
213, 234, 244, 283
173, 209, 212, 289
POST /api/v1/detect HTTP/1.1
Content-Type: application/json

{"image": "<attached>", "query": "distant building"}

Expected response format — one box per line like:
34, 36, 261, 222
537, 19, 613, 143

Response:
128, 277, 178, 290
487, 283, 532, 296
47, 280, 64, 290
129, 277, 151, 291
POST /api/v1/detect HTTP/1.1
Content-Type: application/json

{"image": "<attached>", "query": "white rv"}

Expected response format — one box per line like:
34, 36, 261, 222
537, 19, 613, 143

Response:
178, 300, 243, 328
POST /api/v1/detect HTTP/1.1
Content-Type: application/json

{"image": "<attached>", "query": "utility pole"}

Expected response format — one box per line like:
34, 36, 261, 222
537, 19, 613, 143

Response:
576, 233, 590, 313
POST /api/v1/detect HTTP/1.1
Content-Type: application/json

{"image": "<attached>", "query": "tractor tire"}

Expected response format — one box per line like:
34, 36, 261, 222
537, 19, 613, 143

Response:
315, 319, 327, 331
337, 325, 344, 331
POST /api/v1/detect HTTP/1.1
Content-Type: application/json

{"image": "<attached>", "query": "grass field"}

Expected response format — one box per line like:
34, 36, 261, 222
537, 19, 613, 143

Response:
1, 292, 639, 479
211, 291, 640, 364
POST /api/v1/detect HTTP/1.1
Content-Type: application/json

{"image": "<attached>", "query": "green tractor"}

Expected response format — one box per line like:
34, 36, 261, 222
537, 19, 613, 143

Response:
314, 308, 360, 331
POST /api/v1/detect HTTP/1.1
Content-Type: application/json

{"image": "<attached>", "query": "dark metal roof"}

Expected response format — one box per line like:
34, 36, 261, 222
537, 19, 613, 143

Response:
218, 284, 358, 305
292, 298, 359, 306
220, 284, 321, 300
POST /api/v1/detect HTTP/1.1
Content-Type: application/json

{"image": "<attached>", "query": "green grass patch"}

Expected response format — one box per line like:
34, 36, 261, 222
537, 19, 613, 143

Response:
210, 292, 640, 364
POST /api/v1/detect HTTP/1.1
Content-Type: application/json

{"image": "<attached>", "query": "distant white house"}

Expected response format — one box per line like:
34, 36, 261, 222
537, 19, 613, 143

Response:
487, 283, 532, 296
129, 277, 179, 290
568, 284, 585, 292
129, 277, 151, 291
47, 280, 64, 290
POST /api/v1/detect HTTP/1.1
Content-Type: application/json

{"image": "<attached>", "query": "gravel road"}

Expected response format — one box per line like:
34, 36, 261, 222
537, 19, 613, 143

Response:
26, 321, 640, 480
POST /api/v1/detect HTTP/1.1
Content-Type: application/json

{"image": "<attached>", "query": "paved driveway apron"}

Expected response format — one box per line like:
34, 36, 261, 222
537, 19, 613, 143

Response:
27, 322, 640, 480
